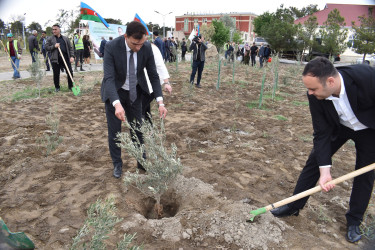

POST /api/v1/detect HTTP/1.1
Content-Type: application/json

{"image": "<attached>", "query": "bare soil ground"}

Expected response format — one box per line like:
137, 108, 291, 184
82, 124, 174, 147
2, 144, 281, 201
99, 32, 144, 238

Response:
0, 54, 373, 249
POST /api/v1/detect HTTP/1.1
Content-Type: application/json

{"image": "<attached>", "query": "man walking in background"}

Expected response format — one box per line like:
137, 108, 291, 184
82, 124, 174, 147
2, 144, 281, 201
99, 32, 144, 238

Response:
181, 38, 187, 61
250, 42, 258, 67
153, 31, 164, 60
28, 30, 40, 63
258, 43, 265, 68
5, 33, 22, 79
39, 31, 50, 71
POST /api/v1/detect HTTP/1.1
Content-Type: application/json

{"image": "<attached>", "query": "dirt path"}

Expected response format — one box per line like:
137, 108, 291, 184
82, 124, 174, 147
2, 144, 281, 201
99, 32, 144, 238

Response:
0, 59, 372, 249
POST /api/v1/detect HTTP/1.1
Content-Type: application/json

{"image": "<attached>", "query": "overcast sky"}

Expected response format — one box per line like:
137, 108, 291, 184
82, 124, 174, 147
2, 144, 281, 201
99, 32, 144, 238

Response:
0, 0, 374, 29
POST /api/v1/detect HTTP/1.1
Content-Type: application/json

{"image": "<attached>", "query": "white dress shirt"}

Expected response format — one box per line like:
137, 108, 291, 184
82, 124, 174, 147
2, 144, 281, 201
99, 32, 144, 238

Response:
144, 44, 170, 93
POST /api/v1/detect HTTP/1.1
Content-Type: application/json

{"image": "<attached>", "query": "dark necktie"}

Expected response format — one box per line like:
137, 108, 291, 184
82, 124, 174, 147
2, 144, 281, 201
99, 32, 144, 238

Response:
129, 51, 137, 103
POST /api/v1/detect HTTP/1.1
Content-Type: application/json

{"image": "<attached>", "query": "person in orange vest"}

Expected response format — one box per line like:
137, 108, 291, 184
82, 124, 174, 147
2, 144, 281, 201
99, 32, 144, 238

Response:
4, 33, 22, 79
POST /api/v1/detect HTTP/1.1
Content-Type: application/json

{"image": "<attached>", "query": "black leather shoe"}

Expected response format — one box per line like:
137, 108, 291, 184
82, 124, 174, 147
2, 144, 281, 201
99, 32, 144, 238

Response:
195, 84, 201, 88
113, 165, 122, 178
137, 162, 146, 172
270, 204, 299, 217
346, 225, 361, 243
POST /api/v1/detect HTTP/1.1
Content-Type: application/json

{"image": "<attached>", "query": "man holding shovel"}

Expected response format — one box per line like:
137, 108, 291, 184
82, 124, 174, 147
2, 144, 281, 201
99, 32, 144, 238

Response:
45, 24, 75, 92
271, 57, 375, 243
4, 33, 22, 79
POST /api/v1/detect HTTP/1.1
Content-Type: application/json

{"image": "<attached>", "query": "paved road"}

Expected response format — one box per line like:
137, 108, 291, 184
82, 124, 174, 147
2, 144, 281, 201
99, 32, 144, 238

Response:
0, 63, 104, 82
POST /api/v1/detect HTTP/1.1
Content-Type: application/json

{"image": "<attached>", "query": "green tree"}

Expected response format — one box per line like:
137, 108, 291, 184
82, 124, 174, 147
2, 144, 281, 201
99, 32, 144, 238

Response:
210, 20, 230, 53
350, 14, 375, 63
104, 18, 122, 25
289, 4, 319, 19
200, 24, 215, 41
219, 15, 236, 31
56, 8, 80, 34
27, 22, 42, 32
232, 31, 243, 44
296, 15, 319, 60
320, 8, 348, 57
261, 6, 299, 53
46, 27, 52, 36
253, 12, 273, 38
0, 19, 5, 29
10, 21, 23, 37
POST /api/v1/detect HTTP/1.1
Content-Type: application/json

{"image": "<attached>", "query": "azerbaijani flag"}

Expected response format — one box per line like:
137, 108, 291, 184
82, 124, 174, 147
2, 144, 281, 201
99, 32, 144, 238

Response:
196, 24, 200, 36
134, 13, 151, 35
80, 2, 110, 28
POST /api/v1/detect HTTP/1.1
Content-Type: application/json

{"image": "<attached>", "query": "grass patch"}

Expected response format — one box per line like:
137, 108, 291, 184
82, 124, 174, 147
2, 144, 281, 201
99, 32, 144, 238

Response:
292, 101, 309, 106
299, 135, 313, 142
274, 115, 288, 121
263, 94, 284, 101
246, 101, 269, 110
12, 86, 71, 102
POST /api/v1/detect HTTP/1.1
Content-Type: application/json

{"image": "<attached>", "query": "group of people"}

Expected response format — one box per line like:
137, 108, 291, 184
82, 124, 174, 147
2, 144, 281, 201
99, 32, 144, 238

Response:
226, 41, 271, 68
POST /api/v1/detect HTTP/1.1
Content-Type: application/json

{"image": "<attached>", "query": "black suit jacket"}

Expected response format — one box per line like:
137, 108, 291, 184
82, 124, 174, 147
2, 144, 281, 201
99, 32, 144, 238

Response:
101, 36, 162, 104
308, 64, 375, 166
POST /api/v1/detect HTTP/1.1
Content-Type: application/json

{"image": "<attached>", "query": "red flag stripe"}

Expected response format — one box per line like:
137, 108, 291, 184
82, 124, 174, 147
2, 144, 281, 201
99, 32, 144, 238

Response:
80, 8, 98, 17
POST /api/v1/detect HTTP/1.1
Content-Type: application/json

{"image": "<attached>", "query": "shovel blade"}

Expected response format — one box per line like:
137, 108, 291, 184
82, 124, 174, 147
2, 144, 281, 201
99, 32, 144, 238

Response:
72, 84, 80, 96
1, 218, 35, 249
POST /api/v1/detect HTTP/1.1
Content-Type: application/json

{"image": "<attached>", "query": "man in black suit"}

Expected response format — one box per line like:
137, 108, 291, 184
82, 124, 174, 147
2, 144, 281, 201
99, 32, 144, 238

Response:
271, 57, 375, 243
101, 21, 167, 178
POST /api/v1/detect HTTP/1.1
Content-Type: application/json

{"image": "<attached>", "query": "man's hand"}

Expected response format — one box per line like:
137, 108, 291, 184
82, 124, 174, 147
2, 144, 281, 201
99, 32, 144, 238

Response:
158, 105, 167, 119
164, 84, 172, 94
70, 57, 74, 63
319, 167, 335, 192
55, 43, 60, 48
17, 54, 21, 60
114, 103, 126, 122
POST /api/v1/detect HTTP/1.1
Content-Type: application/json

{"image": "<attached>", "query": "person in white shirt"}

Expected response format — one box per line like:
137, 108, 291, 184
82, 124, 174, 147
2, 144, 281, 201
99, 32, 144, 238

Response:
142, 43, 172, 122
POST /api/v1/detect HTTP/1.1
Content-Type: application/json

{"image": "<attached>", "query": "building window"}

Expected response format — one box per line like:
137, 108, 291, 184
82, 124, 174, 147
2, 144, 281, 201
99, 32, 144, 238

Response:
184, 18, 189, 32
194, 19, 198, 30
203, 18, 208, 25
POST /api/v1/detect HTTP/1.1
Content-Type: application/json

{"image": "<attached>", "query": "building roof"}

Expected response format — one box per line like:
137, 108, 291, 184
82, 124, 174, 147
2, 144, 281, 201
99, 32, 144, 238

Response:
294, 3, 375, 27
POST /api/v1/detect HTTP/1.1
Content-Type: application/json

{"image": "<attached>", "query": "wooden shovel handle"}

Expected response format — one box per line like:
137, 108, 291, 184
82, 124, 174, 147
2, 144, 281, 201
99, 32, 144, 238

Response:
265, 163, 375, 212
57, 46, 74, 83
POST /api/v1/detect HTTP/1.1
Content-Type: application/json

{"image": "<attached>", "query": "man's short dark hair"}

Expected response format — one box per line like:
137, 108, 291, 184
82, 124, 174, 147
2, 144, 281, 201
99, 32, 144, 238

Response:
126, 21, 147, 39
302, 57, 338, 85
153, 31, 159, 36
42, 31, 46, 34
53, 24, 60, 28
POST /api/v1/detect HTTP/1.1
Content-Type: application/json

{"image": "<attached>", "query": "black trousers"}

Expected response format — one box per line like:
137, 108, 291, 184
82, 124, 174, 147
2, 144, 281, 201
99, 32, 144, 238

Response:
292, 125, 375, 226
51, 53, 73, 89
42, 49, 50, 70
181, 50, 186, 61
251, 54, 256, 66
190, 60, 205, 85
105, 87, 144, 168
75, 49, 83, 67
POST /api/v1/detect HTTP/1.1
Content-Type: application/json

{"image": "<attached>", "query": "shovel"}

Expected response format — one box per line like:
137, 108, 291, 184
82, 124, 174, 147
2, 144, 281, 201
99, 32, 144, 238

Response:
248, 162, 375, 221
0, 40, 20, 74
0, 217, 35, 249
57, 47, 80, 96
